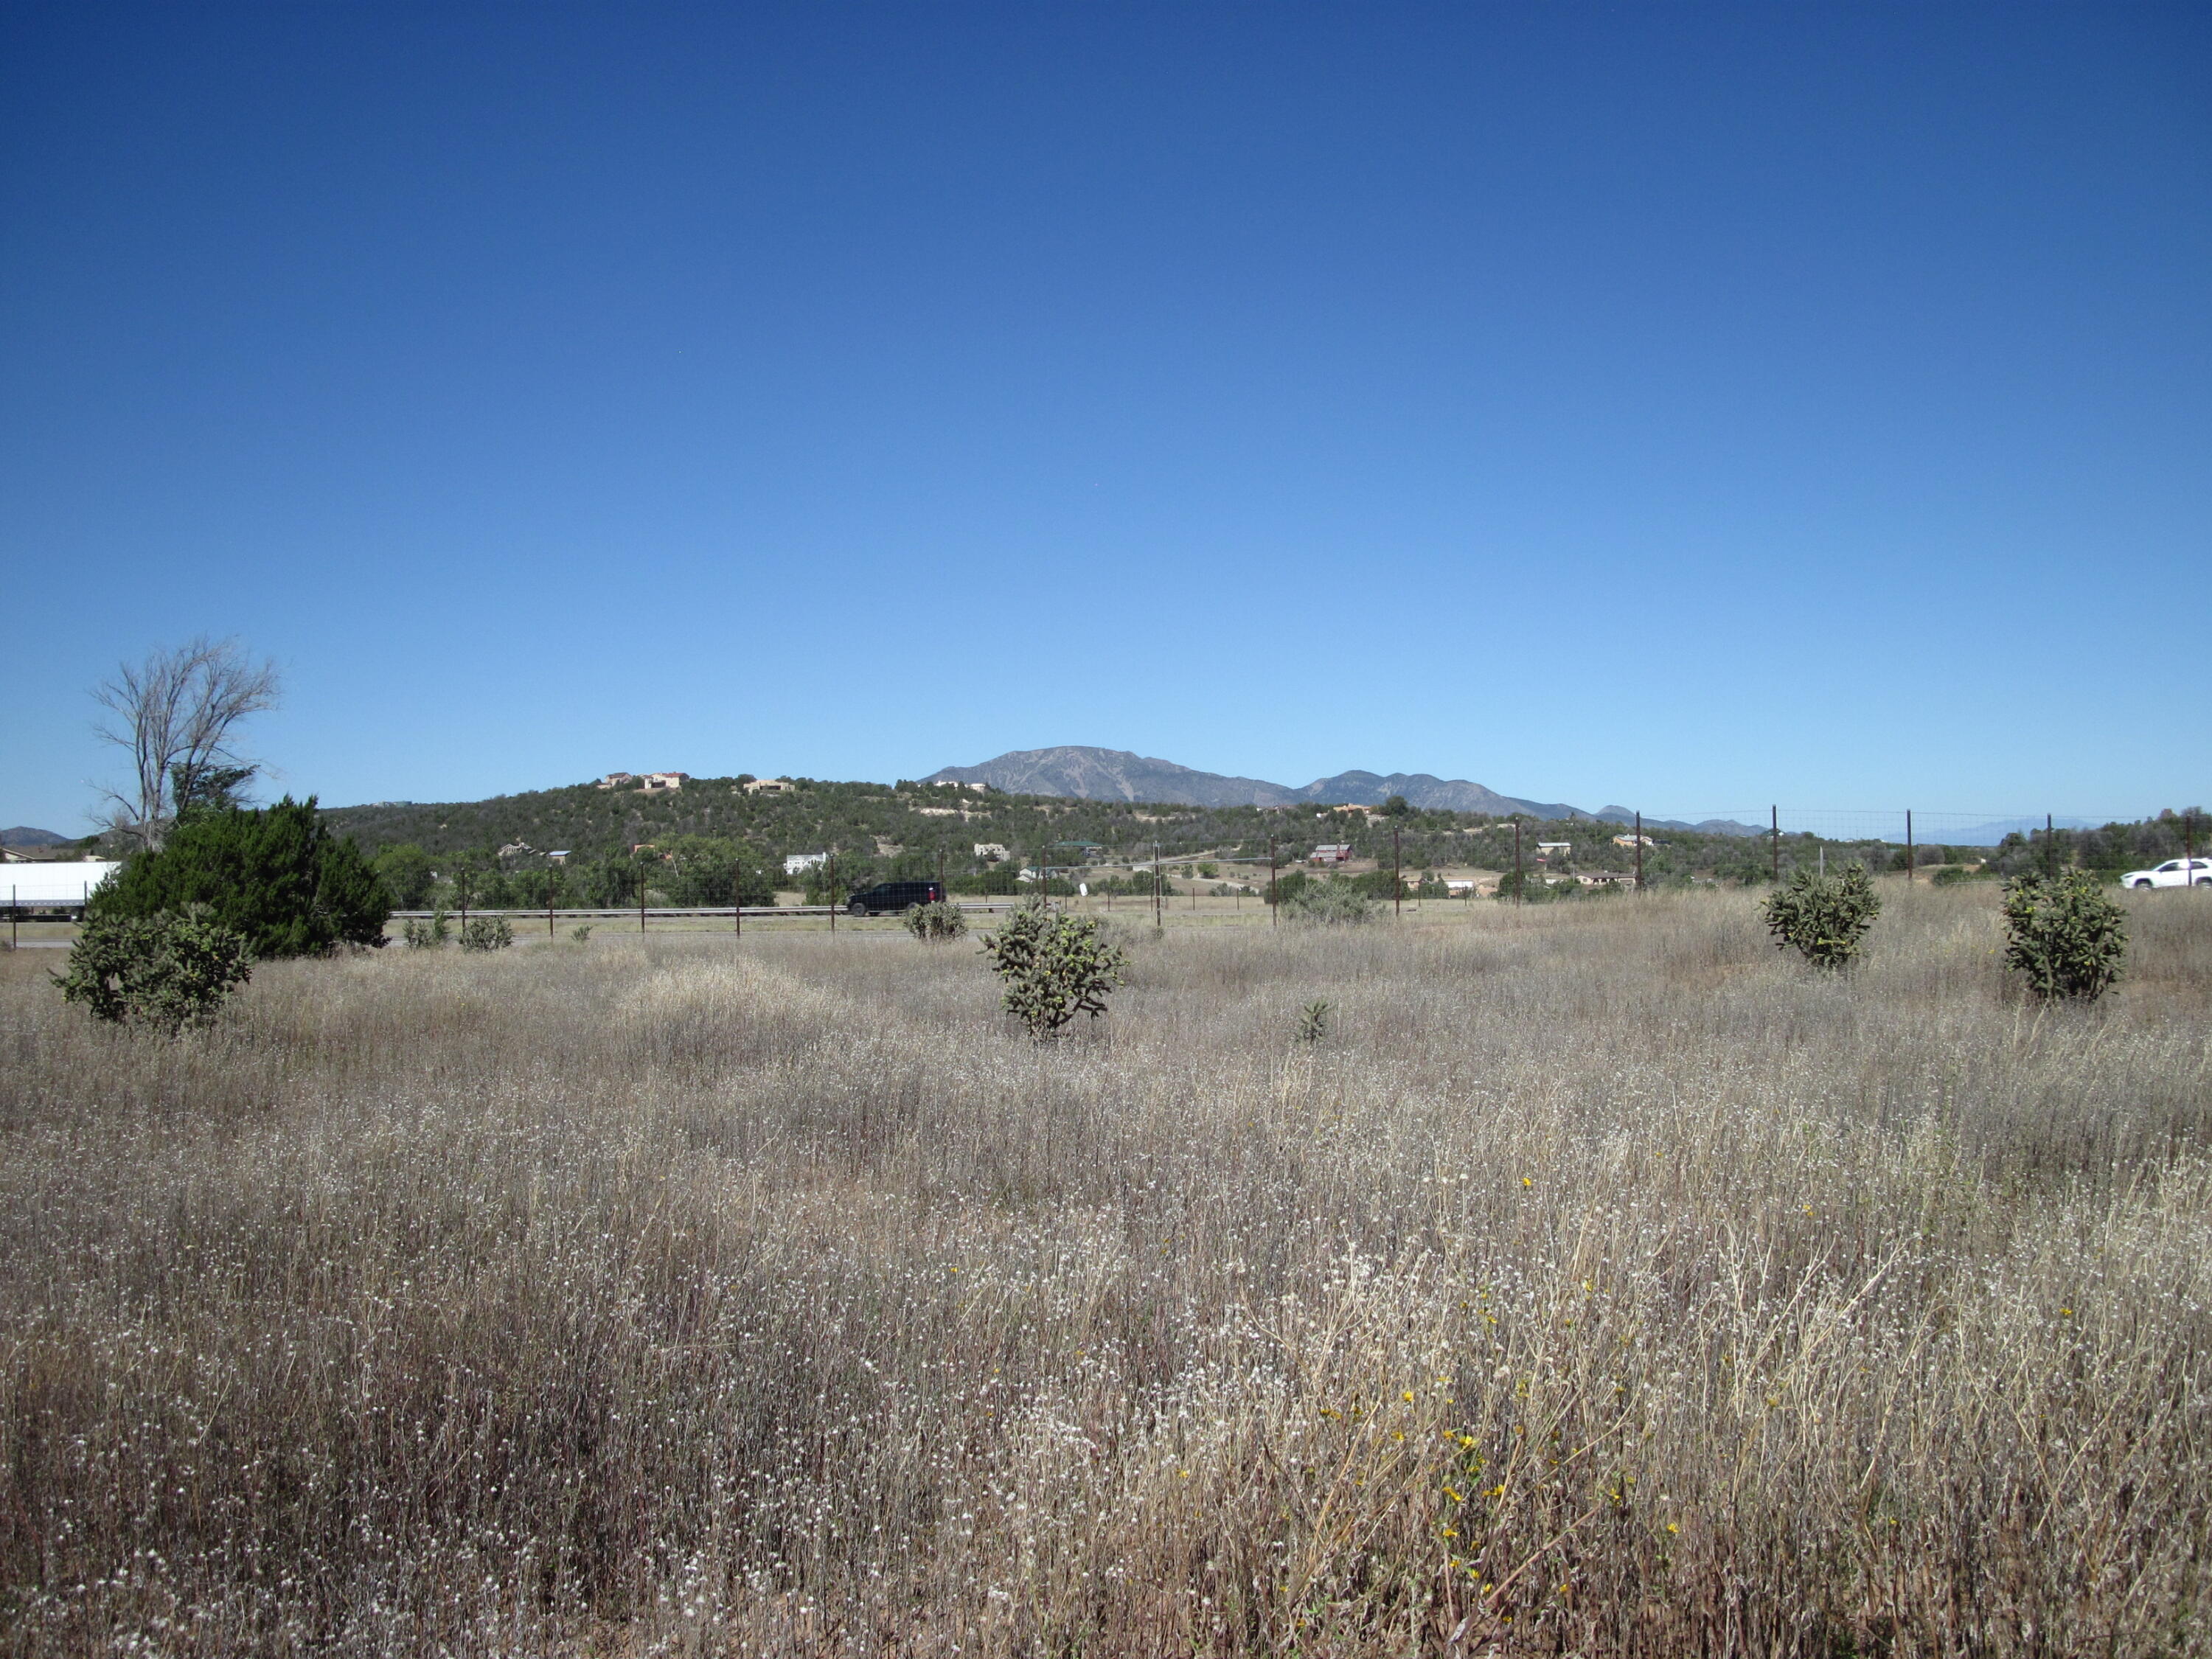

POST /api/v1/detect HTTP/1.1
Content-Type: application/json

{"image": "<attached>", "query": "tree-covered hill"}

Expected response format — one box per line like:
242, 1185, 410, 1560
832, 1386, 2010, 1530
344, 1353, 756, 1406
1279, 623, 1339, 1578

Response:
317, 774, 2205, 913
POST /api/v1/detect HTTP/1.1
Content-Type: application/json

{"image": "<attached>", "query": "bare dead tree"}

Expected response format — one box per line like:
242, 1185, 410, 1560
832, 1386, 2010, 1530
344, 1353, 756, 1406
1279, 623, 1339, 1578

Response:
91, 638, 282, 850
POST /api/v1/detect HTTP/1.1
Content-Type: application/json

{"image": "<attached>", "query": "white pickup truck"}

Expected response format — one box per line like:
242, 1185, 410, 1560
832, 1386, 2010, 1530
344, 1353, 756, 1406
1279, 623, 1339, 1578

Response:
2120, 858, 2212, 889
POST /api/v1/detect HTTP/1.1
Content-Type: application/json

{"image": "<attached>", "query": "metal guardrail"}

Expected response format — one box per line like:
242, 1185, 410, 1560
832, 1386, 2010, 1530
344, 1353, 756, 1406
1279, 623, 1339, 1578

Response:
387, 901, 1029, 921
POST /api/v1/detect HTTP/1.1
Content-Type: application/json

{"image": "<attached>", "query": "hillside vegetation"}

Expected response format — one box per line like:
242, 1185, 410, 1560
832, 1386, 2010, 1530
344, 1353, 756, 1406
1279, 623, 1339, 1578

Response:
321, 777, 2209, 912
4, 886, 2210, 1652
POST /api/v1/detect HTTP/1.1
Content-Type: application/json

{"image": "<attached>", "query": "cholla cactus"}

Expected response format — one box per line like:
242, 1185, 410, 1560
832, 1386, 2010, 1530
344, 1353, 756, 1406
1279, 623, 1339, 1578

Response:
55, 906, 252, 1035
2003, 870, 2126, 1001
459, 916, 513, 953
1761, 863, 1880, 970
905, 900, 967, 942
978, 897, 1127, 1039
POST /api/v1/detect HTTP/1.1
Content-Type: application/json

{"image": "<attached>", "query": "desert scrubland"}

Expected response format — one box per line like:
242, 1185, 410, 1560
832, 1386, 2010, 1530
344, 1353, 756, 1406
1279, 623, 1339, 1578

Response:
3, 887, 2209, 1655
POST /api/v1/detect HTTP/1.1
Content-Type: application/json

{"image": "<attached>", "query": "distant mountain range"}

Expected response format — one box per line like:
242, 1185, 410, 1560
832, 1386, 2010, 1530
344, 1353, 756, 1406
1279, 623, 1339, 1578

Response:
1, 827, 71, 848
922, 748, 1764, 835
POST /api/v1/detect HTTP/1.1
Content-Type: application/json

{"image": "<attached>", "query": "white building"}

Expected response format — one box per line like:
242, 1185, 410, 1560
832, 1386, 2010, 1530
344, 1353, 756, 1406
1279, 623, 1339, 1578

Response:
1, 861, 119, 912
783, 852, 829, 877
973, 842, 1009, 862
745, 777, 795, 795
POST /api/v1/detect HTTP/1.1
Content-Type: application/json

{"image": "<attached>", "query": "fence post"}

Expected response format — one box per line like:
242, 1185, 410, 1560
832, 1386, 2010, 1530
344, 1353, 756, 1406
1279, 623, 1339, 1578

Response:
1635, 810, 1643, 892
828, 853, 837, 931
548, 871, 555, 939
1770, 806, 1780, 882
1269, 838, 1278, 927
1153, 842, 1162, 930
2045, 814, 2055, 881
1514, 818, 1523, 904
460, 872, 470, 941
1906, 810, 1913, 883
1393, 826, 1402, 920
638, 863, 646, 934
10, 886, 15, 950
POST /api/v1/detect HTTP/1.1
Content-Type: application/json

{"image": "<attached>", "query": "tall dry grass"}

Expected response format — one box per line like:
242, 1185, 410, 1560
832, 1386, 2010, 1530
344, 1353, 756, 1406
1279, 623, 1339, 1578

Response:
2, 886, 2208, 1655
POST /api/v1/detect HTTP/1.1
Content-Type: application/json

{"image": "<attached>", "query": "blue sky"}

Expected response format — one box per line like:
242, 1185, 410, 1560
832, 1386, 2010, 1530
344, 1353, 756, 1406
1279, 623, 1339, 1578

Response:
4, 2, 2207, 832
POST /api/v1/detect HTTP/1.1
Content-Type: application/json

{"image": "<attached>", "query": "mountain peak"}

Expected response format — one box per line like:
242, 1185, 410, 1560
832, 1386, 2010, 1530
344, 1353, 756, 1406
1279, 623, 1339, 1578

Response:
922, 747, 1590, 818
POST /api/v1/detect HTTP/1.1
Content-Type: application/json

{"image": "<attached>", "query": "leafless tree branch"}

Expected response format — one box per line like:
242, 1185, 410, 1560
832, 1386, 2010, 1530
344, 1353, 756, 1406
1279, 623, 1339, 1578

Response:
91, 638, 282, 850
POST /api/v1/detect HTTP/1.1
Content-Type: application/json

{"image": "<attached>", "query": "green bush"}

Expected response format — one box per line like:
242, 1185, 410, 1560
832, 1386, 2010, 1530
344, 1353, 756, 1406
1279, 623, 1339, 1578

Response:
979, 897, 1128, 1039
1760, 863, 1881, 970
372, 843, 437, 909
91, 797, 389, 958
1931, 863, 1992, 886
55, 907, 252, 1035
1494, 870, 1569, 904
905, 900, 967, 942
1284, 878, 1377, 925
2002, 871, 2126, 1002
459, 916, 514, 953
403, 910, 450, 949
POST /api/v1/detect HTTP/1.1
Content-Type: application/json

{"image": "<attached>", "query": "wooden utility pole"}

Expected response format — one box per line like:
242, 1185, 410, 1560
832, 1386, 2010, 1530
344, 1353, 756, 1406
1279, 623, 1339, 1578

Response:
1635, 811, 1644, 892
637, 862, 646, 934
1269, 838, 1278, 927
1153, 841, 1163, 930
459, 872, 470, 940
2045, 815, 2056, 881
1770, 806, 1780, 883
828, 852, 837, 932
1393, 825, 1402, 919
547, 869, 555, 939
1514, 818, 1523, 904
1905, 810, 1914, 884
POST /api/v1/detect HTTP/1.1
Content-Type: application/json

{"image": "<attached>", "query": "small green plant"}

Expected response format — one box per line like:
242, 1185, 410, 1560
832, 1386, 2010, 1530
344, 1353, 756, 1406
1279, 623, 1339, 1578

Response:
979, 897, 1128, 1039
55, 906, 252, 1035
1761, 863, 1880, 970
459, 916, 514, 953
570, 924, 594, 944
1284, 879, 1377, 925
1931, 864, 1992, 886
905, 900, 967, 942
1295, 999, 1330, 1044
2003, 870, 2126, 1002
403, 909, 451, 949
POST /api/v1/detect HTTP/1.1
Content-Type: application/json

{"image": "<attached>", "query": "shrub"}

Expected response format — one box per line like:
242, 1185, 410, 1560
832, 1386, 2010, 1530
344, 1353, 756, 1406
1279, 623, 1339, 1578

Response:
372, 843, 437, 909
905, 900, 967, 942
570, 924, 593, 944
1284, 878, 1377, 925
402, 910, 450, 949
2003, 870, 2126, 1002
1493, 870, 1568, 903
55, 907, 251, 1034
1760, 863, 1881, 969
459, 916, 514, 953
978, 897, 1127, 1039
1932, 863, 1992, 886
91, 797, 389, 958
1295, 999, 1329, 1044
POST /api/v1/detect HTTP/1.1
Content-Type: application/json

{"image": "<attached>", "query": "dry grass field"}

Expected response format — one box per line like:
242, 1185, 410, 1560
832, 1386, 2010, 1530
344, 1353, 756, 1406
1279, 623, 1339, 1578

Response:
3, 887, 2209, 1655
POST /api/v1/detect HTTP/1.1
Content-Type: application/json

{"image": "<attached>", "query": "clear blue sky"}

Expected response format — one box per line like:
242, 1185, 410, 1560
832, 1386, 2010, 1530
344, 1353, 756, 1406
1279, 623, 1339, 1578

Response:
4, 2, 2206, 832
